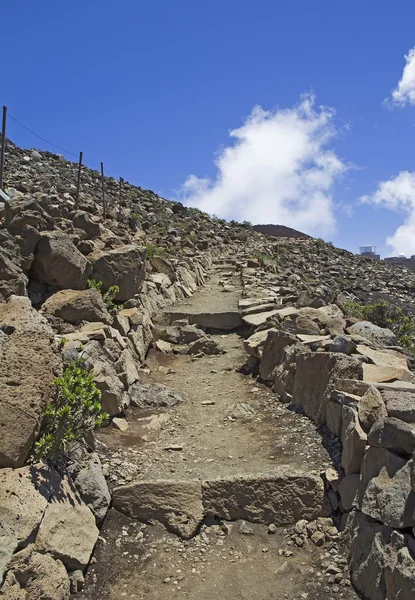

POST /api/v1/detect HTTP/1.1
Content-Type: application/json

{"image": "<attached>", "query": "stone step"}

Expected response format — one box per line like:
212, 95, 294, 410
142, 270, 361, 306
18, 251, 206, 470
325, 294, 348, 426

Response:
162, 310, 243, 330
112, 470, 324, 539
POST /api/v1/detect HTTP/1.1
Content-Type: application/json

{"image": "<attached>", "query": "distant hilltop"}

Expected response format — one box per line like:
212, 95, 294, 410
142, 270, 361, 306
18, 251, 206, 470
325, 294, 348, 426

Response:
253, 224, 311, 239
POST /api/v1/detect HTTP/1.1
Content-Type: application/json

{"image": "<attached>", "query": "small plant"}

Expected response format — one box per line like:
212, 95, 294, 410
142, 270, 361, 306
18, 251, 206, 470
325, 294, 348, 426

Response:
88, 279, 121, 313
242, 220, 253, 229
315, 238, 325, 248
342, 300, 415, 354
33, 355, 108, 461
145, 244, 166, 260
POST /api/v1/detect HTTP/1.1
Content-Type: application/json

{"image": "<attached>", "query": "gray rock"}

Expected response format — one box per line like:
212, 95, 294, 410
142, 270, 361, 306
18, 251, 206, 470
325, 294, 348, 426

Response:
202, 471, 324, 525
328, 335, 357, 355
35, 477, 99, 570
73, 453, 111, 523
0, 296, 62, 468
3, 545, 70, 599
346, 509, 415, 600
69, 569, 85, 594
346, 510, 392, 600
293, 352, 363, 426
259, 330, 298, 382
129, 382, 183, 409
382, 389, 415, 423
72, 211, 101, 239
160, 323, 205, 344
186, 337, 223, 355
113, 479, 204, 539
91, 245, 146, 302
41, 288, 112, 325
338, 474, 360, 511
368, 417, 415, 455
30, 231, 92, 290
341, 405, 367, 475
358, 385, 388, 431
347, 321, 398, 348
357, 447, 415, 528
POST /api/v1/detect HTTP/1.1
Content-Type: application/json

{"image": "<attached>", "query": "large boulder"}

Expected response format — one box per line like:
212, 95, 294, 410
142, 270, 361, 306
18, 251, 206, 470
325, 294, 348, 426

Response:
347, 321, 398, 348
0, 248, 27, 301
4, 197, 52, 234
297, 304, 346, 335
0, 466, 58, 553
72, 211, 101, 239
346, 510, 393, 600
2, 545, 70, 599
358, 385, 388, 431
81, 341, 128, 416
41, 289, 112, 325
259, 330, 298, 382
346, 510, 415, 600
292, 352, 363, 425
150, 256, 175, 280
357, 447, 415, 528
382, 388, 415, 423
35, 478, 99, 570
30, 232, 92, 290
90, 245, 146, 302
368, 417, 415, 455
0, 296, 61, 468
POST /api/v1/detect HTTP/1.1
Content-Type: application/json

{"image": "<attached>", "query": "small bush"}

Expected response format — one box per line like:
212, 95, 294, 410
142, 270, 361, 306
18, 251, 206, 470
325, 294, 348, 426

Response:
242, 220, 253, 229
314, 238, 325, 248
88, 279, 121, 313
342, 300, 415, 354
33, 355, 108, 461
145, 244, 166, 260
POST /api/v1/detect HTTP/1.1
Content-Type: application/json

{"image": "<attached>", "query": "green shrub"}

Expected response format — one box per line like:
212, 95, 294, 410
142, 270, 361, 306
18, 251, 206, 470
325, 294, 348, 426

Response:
33, 355, 108, 461
342, 300, 415, 354
88, 279, 121, 313
145, 244, 166, 260
314, 238, 325, 248
242, 220, 253, 229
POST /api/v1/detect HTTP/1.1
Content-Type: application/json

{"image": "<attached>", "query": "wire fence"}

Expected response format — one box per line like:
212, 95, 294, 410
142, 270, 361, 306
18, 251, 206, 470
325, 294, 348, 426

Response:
0, 105, 123, 214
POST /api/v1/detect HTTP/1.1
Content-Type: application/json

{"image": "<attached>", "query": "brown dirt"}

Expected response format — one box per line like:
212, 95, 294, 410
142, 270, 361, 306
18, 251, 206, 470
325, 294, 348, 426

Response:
79, 262, 359, 599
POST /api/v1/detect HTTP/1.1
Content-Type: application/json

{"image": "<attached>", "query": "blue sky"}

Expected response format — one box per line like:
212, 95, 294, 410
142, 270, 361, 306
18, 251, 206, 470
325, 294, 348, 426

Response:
3, 1, 415, 257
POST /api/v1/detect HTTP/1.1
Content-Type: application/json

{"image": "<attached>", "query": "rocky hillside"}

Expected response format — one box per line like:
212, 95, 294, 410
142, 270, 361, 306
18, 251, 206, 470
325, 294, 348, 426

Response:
1, 139, 415, 598
253, 223, 310, 239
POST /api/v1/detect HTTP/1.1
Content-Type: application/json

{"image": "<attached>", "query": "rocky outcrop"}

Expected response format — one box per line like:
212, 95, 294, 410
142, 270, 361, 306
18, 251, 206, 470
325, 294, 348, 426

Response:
2, 141, 415, 597
41, 288, 112, 325
90, 245, 146, 301
238, 251, 415, 598
0, 463, 98, 595
30, 231, 92, 290
0, 296, 61, 468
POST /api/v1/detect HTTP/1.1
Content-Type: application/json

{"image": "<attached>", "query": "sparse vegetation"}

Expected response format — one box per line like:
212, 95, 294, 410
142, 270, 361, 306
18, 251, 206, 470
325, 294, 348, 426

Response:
145, 244, 166, 260
33, 353, 108, 461
342, 300, 415, 354
88, 279, 121, 313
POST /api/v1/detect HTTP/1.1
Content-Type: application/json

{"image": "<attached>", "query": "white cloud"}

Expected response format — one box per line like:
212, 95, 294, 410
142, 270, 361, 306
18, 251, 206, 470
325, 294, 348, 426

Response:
180, 95, 347, 236
361, 171, 415, 256
390, 46, 415, 106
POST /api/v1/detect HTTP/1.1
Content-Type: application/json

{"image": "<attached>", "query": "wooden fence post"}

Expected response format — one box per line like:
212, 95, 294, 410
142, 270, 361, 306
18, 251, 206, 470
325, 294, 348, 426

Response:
118, 177, 123, 210
100, 162, 107, 219
0, 106, 7, 190
75, 151, 83, 210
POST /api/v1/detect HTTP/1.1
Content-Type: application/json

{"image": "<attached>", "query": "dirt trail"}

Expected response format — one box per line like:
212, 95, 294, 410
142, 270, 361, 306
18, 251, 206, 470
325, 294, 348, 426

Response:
79, 260, 359, 600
